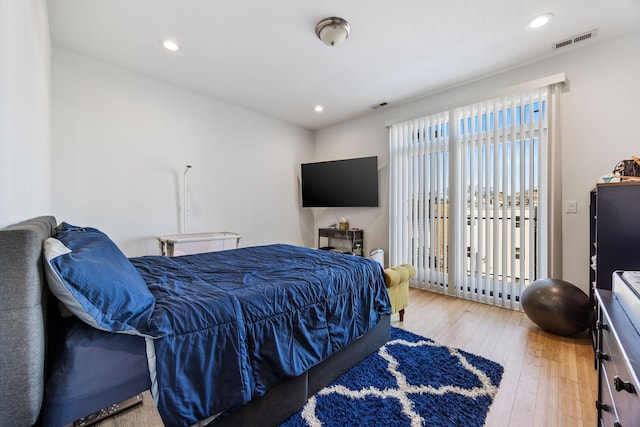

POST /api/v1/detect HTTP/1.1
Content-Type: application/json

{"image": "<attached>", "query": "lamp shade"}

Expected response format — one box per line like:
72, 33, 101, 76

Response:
316, 17, 350, 46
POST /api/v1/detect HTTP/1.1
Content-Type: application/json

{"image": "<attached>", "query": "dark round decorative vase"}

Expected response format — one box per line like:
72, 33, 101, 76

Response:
521, 278, 593, 336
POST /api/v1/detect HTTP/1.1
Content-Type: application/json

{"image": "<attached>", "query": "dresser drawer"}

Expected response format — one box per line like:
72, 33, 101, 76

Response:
600, 320, 640, 426
598, 364, 621, 426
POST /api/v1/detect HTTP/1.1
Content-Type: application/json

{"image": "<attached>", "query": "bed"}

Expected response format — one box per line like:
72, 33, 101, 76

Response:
0, 216, 391, 427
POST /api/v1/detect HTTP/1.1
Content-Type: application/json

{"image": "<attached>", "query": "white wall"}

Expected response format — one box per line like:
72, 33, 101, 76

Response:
315, 32, 640, 292
311, 124, 390, 257
8, 3, 639, 291
52, 48, 315, 256
0, 0, 50, 227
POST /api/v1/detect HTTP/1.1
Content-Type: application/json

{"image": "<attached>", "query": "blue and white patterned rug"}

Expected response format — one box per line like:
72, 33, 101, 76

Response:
280, 327, 504, 427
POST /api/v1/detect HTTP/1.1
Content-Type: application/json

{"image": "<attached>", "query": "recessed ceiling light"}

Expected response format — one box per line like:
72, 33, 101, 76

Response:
528, 13, 554, 29
162, 39, 179, 51
314, 105, 324, 113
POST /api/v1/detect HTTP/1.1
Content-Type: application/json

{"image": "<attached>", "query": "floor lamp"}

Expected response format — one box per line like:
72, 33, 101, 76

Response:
183, 164, 192, 233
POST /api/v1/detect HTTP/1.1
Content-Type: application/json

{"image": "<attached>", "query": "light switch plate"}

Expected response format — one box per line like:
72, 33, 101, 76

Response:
566, 200, 577, 214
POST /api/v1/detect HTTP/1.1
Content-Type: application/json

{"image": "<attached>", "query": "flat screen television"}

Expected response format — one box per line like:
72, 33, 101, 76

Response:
301, 156, 379, 207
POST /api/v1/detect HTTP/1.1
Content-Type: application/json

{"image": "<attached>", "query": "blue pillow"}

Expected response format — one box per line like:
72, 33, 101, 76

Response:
43, 223, 156, 336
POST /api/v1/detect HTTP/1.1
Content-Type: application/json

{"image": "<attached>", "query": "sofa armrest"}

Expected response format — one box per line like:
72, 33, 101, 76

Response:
384, 268, 401, 288
383, 264, 416, 288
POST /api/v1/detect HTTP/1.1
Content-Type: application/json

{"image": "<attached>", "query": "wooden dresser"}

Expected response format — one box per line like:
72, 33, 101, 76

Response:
595, 285, 640, 427
590, 182, 640, 293
589, 182, 640, 363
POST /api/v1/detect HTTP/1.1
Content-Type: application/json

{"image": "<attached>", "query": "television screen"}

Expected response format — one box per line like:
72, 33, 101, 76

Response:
301, 156, 379, 207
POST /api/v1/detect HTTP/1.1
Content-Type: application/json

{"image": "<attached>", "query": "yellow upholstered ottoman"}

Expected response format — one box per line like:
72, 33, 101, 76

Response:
383, 264, 416, 321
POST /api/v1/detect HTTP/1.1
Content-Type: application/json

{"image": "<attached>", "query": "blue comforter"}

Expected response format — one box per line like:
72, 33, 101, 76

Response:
130, 244, 391, 426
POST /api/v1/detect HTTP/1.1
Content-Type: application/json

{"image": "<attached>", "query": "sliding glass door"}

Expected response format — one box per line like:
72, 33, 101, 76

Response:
390, 87, 550, 310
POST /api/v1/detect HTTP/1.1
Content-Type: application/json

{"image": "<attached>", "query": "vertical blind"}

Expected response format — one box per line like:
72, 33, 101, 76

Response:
390, 86, 550, 310
389, 113, 450, 294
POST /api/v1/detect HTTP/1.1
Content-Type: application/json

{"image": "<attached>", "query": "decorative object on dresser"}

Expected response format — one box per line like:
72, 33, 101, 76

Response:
520, 278, 593, 336
594, 272, 640, 427
612, 155, 640, 180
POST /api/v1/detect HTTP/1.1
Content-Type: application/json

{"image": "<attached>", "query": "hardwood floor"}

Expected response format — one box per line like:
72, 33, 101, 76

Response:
394, 287, 597, 427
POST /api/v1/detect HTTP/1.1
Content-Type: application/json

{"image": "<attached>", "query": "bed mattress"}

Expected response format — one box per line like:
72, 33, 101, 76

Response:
132, 244, 390, 426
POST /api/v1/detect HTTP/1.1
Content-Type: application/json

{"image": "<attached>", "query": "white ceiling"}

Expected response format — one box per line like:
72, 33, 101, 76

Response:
47, 0, 640, 130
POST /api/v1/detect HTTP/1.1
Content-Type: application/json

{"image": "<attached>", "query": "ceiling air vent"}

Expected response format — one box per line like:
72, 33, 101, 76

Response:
369, 102, 388, 110
552, 29, 598, 50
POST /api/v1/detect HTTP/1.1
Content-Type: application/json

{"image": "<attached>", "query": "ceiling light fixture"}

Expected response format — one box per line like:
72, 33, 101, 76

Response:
315, 17, 351, 46
314, 105, 324, 112
528, 13, 554, 29
162, 39, 179, 51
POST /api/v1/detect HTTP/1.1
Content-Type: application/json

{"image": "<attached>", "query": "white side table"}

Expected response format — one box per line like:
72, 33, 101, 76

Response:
157, 232, 241, 256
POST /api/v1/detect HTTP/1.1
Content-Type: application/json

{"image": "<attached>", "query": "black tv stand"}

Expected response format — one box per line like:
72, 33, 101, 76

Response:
318, 228, 364, 256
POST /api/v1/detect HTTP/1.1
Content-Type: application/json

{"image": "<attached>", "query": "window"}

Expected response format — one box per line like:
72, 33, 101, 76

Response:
389, 87, 552, 310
